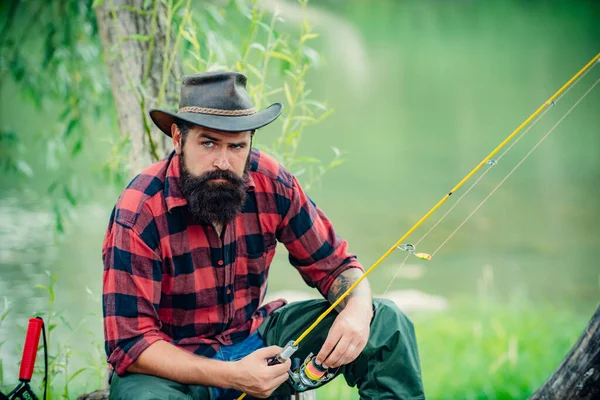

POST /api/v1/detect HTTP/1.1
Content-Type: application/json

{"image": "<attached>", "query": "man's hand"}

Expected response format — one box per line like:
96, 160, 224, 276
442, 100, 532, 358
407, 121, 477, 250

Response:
317, 267, 373, 369
230, 346, 291, 398
315, 305, 371, 369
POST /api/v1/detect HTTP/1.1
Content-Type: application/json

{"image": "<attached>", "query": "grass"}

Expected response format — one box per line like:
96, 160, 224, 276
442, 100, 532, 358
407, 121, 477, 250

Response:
315, 299, 592, 400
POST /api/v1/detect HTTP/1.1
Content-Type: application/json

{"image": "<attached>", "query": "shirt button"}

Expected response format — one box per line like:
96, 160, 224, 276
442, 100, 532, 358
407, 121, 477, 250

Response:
217, 260, 224, 266
262, 252, 267, 258
226, 288, 232, 294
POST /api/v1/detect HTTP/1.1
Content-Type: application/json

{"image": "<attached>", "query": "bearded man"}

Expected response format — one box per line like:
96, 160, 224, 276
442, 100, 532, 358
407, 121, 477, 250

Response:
102, 72, 425, 399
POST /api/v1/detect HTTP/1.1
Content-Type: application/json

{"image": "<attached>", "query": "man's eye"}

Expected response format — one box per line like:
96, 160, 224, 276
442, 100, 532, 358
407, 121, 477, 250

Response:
231, 144, 245, 149
202, 141, 214, 148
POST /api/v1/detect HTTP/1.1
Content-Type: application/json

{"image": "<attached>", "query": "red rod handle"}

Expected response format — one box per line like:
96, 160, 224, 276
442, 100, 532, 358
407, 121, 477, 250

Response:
18, 317, 43, 382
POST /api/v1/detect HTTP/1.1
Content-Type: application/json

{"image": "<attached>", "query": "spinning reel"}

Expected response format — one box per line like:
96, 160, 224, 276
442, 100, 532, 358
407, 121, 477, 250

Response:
268, 341, 338, 392
288, 352, 337, 392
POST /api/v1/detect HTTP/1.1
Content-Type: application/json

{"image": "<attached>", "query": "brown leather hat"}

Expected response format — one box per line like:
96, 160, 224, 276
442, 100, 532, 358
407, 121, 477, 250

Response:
149, 72, 283, 136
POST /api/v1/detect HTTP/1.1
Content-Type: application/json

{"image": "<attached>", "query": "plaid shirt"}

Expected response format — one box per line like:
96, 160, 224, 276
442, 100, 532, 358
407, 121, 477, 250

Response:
102, 149, 362, 376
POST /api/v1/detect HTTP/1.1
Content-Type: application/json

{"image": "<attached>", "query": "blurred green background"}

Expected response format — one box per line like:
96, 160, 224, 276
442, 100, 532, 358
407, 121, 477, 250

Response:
1, 0, 599, 399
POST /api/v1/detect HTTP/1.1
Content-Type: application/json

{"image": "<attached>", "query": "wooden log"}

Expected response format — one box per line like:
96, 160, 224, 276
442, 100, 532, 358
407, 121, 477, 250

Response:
529, 305, 600, 400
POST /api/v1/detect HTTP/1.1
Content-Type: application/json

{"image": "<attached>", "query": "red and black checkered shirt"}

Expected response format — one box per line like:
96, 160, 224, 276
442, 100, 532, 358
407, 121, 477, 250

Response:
102, 148, 362, 376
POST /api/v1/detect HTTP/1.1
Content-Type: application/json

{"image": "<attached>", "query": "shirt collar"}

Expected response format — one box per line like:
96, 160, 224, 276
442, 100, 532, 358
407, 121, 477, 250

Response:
164, 151, 257, 213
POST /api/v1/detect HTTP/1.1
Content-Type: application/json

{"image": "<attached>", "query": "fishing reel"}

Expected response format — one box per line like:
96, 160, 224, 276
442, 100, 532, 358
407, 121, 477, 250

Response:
268, 341, 337, 392
287, 353, 337, 392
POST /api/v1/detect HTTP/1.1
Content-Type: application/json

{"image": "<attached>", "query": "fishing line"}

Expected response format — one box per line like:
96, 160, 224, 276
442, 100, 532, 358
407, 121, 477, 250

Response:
384, 59, 599, 294
430, 78, 599, 258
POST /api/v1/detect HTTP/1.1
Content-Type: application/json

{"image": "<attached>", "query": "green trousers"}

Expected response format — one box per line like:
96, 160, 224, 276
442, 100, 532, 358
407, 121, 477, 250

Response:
109, 298, 425, 399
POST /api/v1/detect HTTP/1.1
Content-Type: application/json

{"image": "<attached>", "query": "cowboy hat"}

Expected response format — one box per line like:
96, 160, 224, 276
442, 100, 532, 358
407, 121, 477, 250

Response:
149, 72, 283, 136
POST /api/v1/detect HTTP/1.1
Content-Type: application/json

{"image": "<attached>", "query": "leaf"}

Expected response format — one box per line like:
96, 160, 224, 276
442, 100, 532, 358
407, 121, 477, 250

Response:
292, 116, 317, 123
206, 6, 225, 25
53, 202, 64, 233
143, 0, 153, 9
265, 88, 284, 97
15, 160, 33, 177
58, 106, 72, 123
58, 315, 73, 332
284, 82, 293, 105
266, 51, 294, 64
304, 100, 328, 111
91, 0, 106, 7
284, 70, 297, 80
257, 21, 274, 35
302, 47, 320, 67
1, 308, 10, 323
328, 159, 344, 168
185, 60, 201, 73
35, 285, 50, 292
234, 0, 251, 19
63, 185, 77, 206
301, 33, 319, 43
65, 119, 78, 138
67, 367, 90, 383
249, 43, 266, 53
293, 168, 306, 177
245, 64, 262, 80
72, 138, 83, 156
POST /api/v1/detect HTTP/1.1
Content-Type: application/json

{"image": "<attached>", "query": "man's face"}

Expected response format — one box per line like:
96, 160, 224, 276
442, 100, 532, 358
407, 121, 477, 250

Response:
171, 123, 253, 226
173, 124, 252, 179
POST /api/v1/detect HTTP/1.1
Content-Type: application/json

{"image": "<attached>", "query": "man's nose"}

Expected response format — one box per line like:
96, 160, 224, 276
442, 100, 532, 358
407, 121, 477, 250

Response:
213, 150, 231, 170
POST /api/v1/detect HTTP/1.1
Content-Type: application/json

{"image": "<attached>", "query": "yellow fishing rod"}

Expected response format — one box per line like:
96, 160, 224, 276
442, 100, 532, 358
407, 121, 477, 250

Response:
237, 52, 600, 399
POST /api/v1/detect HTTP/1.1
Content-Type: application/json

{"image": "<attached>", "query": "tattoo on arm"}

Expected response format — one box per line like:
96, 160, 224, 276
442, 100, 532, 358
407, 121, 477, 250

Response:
327, 268, 371, 312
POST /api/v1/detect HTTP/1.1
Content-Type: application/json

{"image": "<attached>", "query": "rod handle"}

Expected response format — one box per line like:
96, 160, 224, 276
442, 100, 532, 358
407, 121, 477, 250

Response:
18, 317, 43, 382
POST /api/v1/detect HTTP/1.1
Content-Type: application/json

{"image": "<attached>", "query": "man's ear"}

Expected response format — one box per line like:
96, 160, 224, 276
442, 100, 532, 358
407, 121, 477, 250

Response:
171, 124, 182, 154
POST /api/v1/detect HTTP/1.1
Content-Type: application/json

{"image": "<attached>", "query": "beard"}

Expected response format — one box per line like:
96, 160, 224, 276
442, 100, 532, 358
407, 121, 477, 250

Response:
179, 153, 249, 227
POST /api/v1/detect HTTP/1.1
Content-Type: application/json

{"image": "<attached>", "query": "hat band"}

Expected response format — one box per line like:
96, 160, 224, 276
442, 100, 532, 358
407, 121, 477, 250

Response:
178, 106, 256, 116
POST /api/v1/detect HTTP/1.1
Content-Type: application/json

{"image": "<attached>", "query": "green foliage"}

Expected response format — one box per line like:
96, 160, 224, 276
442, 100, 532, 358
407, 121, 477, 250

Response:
179, 0, 343, 190
0, 0, 113, 232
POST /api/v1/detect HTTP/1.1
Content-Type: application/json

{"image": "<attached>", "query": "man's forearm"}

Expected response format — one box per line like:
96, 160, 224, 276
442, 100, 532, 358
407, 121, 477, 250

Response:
127, 340, 235, 388
327, 267, 373, 315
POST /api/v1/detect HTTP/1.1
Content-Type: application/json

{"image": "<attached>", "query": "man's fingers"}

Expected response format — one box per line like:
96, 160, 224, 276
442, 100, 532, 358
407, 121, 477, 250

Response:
315, 329, 341, 366
255, 345, 283, 359
268, 358, 291, 374
330, 341, 355, 368
322, 335, 352, 368
276, 370, 290, 385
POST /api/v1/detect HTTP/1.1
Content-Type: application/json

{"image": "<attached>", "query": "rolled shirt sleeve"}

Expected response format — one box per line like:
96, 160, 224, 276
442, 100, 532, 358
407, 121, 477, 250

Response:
102, 207, 164, 376
276, 175, 364, 297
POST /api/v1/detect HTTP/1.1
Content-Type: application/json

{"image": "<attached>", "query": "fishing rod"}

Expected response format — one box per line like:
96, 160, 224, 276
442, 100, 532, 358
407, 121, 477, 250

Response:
237, 52, 600, 399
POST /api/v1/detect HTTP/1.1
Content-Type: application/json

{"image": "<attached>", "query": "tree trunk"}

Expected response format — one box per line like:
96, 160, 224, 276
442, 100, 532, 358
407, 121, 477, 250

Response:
94, 0, 180, 173
529, 305, 600, 399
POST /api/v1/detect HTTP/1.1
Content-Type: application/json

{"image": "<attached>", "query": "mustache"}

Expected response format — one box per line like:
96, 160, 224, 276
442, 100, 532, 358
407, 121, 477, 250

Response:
189, 169, 247, 186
